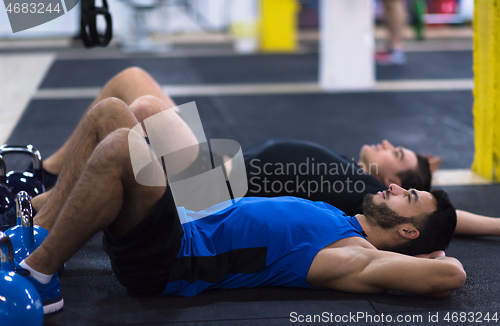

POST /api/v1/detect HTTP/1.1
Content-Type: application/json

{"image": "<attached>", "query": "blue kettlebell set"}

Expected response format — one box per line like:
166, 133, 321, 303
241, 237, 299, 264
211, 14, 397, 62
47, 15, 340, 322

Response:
0, 213, 45, 325
0, 231, 44, 325
0, 192, 49, 324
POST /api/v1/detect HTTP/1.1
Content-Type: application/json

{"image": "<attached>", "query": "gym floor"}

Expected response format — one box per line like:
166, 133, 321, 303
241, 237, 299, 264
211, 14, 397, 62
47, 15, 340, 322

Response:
3, 27, 500, 325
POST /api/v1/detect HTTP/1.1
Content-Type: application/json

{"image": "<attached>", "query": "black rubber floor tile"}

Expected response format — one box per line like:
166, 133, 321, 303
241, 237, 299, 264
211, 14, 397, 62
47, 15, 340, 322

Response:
7, 98, 91, 158
438, 184, 500, 217
187, 54, 318, 84
40, 57, 204, 88
39, 51, 472, 88
376, 50, 472, 81
367, 235, 500, 314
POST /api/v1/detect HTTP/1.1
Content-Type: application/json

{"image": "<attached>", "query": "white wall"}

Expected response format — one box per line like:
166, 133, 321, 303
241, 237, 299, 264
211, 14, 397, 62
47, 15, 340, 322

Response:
319, 0, 375, 91
0, 0, 206, 39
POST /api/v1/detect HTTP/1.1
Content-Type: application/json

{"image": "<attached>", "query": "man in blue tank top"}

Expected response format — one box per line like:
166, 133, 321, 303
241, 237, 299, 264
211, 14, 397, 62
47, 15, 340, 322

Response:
148, 184, 460, 298
12, 69, 465, 315
16, 93, 464, 313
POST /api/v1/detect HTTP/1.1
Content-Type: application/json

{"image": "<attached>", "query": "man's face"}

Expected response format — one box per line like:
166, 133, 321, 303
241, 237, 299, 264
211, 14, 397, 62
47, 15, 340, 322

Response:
359, 140, 418, 184
363, 184, 437, 229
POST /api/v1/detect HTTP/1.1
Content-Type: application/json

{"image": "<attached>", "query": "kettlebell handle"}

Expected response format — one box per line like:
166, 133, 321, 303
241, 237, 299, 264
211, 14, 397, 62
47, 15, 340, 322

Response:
0, 231, 15, 264
0, 154, 6, 184
16, 191, 33, 228
0, 145, 43, 181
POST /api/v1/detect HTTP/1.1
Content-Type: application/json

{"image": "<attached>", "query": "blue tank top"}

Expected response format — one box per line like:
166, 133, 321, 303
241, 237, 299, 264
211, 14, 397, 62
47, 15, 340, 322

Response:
162, 197, 366, 297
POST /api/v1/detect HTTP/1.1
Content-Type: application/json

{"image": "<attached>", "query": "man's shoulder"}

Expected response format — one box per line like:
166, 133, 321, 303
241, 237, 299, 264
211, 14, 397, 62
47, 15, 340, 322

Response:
323, 236, 375, 250
307, 237, 376, 287
314, 237, 376, 270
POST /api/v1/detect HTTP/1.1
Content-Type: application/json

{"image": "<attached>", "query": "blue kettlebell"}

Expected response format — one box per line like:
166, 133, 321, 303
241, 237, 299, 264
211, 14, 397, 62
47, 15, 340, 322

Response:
5, 191, 48, 264
0, 231, 44, 326
0, 144, 45, 198
0, 155, 15, 214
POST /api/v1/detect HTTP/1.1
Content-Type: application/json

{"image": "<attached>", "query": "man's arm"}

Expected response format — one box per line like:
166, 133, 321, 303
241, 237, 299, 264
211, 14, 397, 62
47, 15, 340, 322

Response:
455, 209, 500, 237
307, 246, 466, 297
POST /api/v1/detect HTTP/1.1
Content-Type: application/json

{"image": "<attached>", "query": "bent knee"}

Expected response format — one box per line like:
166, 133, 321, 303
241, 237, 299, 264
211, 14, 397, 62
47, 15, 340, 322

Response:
120, 66, 150, 80
93, 128, 133, 164
106, 127, 133, 145
89, 97, 130, 120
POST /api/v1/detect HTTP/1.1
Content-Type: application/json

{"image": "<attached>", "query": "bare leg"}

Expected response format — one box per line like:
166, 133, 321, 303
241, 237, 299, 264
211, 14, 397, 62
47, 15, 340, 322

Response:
33, 98, 139, 230
129, 95, 177, 127
381, 0, 408, 51
43, 67, 177, 175
34, 96, 198, 231
455, 210, 500, 237
26, 128, 166, 275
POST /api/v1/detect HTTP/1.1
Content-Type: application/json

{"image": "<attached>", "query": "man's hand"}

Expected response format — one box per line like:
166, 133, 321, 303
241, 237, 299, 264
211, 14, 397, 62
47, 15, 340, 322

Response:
424, 154, 442, 172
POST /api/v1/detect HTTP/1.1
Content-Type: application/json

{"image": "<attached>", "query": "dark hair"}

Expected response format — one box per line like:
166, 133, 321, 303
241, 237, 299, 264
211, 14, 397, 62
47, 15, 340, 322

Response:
393, 189, 457, 256
397, 154, 431, 192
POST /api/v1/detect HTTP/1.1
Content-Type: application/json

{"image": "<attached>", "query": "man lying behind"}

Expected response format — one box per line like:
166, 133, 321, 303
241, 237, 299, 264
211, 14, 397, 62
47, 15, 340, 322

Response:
16, 96, 464, 315
242, 138, 429, 217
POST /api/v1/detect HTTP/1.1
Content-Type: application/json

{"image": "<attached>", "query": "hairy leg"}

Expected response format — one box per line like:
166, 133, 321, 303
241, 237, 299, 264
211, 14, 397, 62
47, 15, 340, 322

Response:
129, 95, 179, 131
34, 96, 197, 230
381, 0, 408, 51
26, 128, 166, 275
43, 67, 177, 175
28, 95, 196, 226
33, 98, 139, 230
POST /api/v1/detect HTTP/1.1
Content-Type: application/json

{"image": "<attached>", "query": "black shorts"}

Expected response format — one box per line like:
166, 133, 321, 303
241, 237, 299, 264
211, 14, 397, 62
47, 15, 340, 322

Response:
102, 145, 226, 295
102, 185, 183, 296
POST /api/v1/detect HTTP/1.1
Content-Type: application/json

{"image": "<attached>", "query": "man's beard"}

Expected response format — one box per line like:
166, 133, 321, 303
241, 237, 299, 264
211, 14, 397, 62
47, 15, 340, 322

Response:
362, 193, 417, 229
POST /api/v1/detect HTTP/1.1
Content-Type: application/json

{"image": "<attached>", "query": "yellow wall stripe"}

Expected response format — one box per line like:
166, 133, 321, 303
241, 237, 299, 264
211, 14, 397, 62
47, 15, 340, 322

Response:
260, 0, 299, 52
472, 0, 500, 181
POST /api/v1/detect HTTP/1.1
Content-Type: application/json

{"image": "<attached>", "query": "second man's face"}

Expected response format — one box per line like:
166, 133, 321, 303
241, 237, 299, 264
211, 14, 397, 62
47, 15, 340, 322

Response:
359, 140, 418, 183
